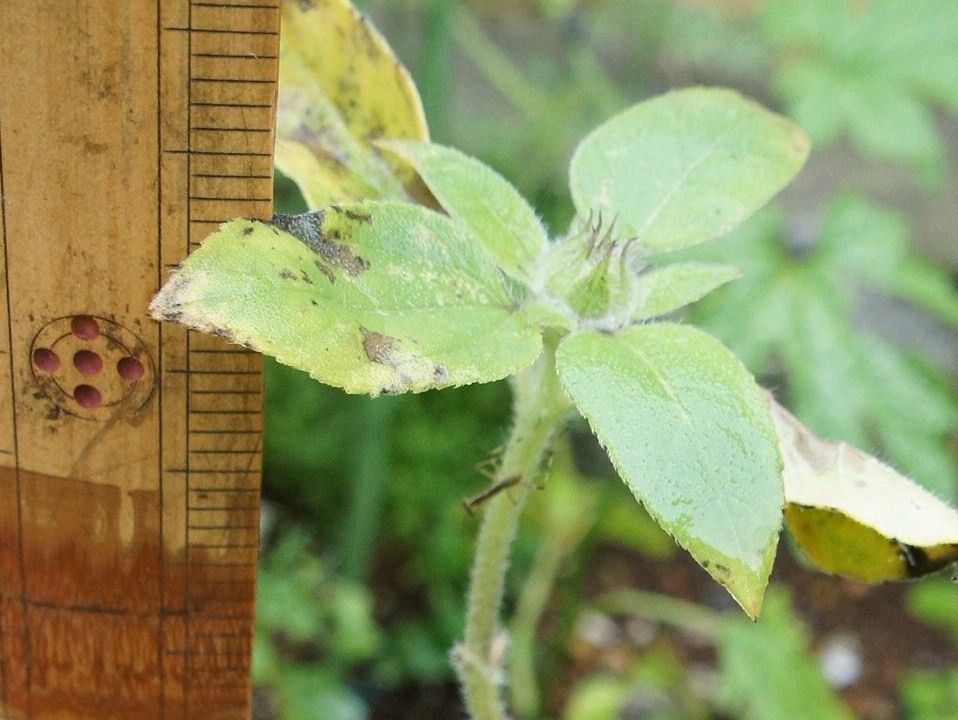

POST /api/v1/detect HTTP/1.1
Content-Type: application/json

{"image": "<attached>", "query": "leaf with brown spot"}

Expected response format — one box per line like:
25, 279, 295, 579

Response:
276, 0, 430, 208
149, 202, 543, 395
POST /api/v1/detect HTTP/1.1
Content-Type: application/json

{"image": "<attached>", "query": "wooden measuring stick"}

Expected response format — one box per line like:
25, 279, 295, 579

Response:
0, 2, 277, 718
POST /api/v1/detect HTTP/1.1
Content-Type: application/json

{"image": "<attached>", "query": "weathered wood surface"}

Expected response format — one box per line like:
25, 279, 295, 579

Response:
0, 2, 277, 717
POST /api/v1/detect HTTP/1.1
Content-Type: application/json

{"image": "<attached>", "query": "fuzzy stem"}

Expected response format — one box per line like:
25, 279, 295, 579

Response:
455, 343, 568, 720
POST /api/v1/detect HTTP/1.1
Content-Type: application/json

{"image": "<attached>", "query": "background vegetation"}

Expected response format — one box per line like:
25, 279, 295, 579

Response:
254, 2, 958, 718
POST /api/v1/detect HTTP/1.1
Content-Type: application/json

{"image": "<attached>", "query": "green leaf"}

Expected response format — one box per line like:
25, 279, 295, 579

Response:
718, 588, 855, 720
632, 262, 741, 320
556, 324, 783, 617
569, 87, 809, 253
381, 141, 548, 285
150, 202, 542, 395
770, 398, 958, 583
276, 0, 429, 208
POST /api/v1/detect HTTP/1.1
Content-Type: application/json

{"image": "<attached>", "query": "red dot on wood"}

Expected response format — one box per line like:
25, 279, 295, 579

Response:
74, 384, 102, 409
73, 350, 103, 377
33, 347, 60, 373
71, 315, 100, 340
117, 356, 144, 382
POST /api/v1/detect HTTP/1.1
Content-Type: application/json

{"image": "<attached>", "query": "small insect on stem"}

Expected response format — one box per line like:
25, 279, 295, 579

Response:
473, 444, 505, 481
462, 475, 522, 515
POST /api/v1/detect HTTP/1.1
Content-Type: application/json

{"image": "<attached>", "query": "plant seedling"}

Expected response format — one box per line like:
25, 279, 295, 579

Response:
149, 2, 958, 718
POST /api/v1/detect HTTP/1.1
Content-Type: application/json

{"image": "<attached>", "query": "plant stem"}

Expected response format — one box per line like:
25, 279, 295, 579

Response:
509, 538, 563, 719
342, 397, 396, 580
592, 588, 723, 642
418, 0, 461, 139
456, 342, 568, 720
452, 10, 551, 122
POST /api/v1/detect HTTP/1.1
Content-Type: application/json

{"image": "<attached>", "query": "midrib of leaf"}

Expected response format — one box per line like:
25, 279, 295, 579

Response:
635, 137, 722, 241
172, 278, 518, 315
619, 334, 756, 583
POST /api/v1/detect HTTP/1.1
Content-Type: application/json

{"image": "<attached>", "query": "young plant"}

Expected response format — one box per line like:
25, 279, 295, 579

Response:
149, 2, 958, 718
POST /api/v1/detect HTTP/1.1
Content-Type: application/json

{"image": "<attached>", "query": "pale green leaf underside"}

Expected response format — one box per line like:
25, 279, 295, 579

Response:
633, 262, 741, 319
382, 141, 548, 285
150, 202, 542, 395
569, 87, 810, 252
770, 397, 958, 582
557, 324, 783, 617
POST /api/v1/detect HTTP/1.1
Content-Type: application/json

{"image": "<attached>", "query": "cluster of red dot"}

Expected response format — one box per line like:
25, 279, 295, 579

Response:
32, 316, 144, 409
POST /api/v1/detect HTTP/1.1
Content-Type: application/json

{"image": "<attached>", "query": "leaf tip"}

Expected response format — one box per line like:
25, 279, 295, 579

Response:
706, 554, 772, 621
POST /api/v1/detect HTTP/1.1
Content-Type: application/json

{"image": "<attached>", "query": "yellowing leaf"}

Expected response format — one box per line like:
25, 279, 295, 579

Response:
149, 203, 542, 395
770, 397, 958, 582
276, 0, 429, 207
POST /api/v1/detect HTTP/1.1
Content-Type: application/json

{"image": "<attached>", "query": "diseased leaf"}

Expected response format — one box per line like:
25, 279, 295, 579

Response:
718, 588, 855, 720
770, 397, 958, 582
556, 324, 783, 617
276, 0, 428, 207
632, 262, 741, 320
381, 141, 548, 286
569, 87, 809, 253
150, 202, 542, 395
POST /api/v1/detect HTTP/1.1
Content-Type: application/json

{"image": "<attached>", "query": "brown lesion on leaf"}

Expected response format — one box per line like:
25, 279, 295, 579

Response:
279, 268, 297, 280
710, 562, 731, 581
361, 327, 397, 365
271, 211, 370, 277
331, 205, 372, 224
313, 259, 335, 284
148, 272, 190, 324
210, 326, 235, 343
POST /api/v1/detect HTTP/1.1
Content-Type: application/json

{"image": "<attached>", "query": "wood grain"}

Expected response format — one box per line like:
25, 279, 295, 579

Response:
0, 1, 277, 717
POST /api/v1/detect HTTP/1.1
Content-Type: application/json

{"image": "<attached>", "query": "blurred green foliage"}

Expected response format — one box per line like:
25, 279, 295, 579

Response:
762, 0, 958, 182
899, 669, 958, 720
717, 589, 854, 720
256, 1, 958, 717
686, 198, 958, 501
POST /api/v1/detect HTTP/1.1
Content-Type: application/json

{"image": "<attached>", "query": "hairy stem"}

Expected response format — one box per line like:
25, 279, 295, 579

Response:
342, 397, 396, 580
456, 343, 568, 720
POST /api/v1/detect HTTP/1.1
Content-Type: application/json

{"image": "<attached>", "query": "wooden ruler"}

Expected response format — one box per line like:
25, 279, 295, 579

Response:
0, 1, 278, 718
